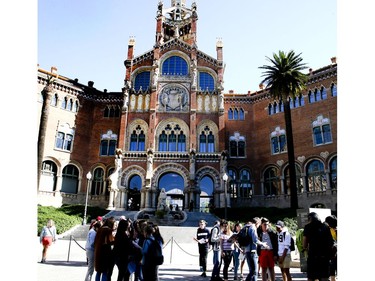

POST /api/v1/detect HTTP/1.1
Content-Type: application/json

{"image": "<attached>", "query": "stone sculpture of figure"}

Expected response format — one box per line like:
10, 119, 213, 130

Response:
108, 149, 123, 209
147, 149, 153, 173
158, 188, 167, 211
189, 148, 196, 179
220, 150, 228, 175
219, 92, 224, 110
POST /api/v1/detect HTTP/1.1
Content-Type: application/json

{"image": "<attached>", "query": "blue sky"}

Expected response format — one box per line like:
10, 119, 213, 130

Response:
38, 0, 337, 93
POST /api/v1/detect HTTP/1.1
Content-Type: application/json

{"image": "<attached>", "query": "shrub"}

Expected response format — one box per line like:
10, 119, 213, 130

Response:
37, 204, 108, 236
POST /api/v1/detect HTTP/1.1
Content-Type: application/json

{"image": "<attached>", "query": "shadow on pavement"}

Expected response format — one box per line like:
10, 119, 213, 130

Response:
38, 260, 87, 267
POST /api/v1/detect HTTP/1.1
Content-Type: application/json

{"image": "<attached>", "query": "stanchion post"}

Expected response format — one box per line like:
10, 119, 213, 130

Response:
170, 237, 173, 264
67, 235, 72, 262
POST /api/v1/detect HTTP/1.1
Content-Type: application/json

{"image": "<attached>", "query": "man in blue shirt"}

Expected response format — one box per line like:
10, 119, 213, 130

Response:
244, 217, 269, 281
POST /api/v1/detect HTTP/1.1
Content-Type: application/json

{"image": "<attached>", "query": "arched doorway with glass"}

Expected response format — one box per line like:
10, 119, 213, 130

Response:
39, 160, 58, 192
199, 175, 214, 212
158, 172, 184, 211
128, 174, 142, 210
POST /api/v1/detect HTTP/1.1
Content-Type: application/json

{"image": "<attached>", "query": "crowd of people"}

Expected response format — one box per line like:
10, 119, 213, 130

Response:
39, 215, 164, 281
195, 212, 337, 281
83, 216, 164, 281
39, 210, 337, 281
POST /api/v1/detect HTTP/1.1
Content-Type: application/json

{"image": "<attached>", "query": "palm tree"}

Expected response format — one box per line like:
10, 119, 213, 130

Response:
37, 74, 56, 190
259, 50, 308, 210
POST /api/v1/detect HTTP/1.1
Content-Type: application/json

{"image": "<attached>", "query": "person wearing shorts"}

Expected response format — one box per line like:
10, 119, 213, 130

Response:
258, 218, 278, 281
276, 220, 292, 281
39, 219, 56, 263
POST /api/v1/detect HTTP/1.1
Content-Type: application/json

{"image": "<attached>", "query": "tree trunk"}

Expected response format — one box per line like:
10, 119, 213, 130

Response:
283, 100, 298, 210
37, 85, 53, 191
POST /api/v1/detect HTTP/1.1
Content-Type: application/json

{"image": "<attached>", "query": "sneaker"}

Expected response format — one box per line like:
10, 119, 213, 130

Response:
200, 272, 207, 277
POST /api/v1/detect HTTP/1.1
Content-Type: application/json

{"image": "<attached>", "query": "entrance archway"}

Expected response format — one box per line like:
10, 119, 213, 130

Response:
199, 175, 214, 212
158, 172, 184, 210
128, 175, 141, 210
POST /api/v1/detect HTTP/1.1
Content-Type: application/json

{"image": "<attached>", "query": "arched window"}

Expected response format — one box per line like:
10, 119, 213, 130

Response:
50, 93, 58, 106
55, 123, 75, 152
40, 160, 57, 192
157, 124, 186, 152
312, 115, 332, 146
129, 125, 146, 151
228, 169, 237, 198
308, 90, 314, 103
199, 175, 214, 211
159, 131, 168, 151
177, 131, 186, 151
162, 56, 188, 75
329, 157, 337, 190
134, 71, 151, 92
61, 165, 79, 194
233, 108, 238, 120
268, 104, 272, 115
331, 83, 337, 97
199, 72, 215, 92
61, 96, 68, 109
270, 127, 286, 155
239, 169, 253, 198
128, 174, 142, 210
306, 160, 326, 192
321, 86, 327, 100
91, 167, 104, 195
199, 126, 215, 153
284, 164, 303, 194
229, 133, 246, 157
67, 98, 73, 111
239, 108, 245, 120
315, 88, 321, 102
73, 100, 79, 112
228, 108, 234, 120
100, 130, 117, 156
264, 167, 279, 196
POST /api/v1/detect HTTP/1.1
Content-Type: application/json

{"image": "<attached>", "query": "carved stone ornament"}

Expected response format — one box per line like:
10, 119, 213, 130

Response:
320, 151, 329, 159
159, 84, 188, 111
276, 160, 284, 167
297, 156, 306, 163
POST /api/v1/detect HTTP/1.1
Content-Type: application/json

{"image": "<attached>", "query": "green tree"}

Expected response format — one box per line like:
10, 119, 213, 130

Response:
259, 50, 308, 210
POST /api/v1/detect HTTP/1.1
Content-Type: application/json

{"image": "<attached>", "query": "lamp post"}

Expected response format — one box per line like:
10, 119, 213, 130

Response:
83, 171, 92, 225
222, 172, 228, 220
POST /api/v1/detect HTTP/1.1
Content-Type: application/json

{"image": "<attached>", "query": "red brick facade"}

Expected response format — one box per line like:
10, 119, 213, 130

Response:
37, 1, 336, 212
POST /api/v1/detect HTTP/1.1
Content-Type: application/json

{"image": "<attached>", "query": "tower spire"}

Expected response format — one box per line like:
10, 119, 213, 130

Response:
156, 0, 198, 45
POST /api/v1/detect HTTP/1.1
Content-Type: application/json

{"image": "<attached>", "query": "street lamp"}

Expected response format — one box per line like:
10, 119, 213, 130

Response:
223, 172, 228, 220
83, 171, 92, 225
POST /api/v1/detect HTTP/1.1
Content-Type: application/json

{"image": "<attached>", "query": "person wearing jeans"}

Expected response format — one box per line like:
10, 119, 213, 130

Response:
244, 218, 269, 281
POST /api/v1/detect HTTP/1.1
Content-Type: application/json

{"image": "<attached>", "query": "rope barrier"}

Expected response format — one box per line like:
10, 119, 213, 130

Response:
65, 235, 211, 263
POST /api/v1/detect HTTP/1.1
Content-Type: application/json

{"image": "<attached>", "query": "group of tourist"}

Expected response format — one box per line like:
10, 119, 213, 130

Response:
39, 211, 337, 281
84, 216, 164, 281
39, 216, 164, 281
196, 212, 337, 281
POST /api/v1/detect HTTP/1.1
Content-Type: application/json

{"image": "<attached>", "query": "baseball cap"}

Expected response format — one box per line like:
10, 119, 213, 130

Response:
275, 220, 284, 228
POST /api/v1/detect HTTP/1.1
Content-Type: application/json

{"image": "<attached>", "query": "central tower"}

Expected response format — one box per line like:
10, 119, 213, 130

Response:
117, 1, 228, 213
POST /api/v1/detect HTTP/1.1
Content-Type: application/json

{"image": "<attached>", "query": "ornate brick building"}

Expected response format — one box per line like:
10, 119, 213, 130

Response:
37, 0, 337, 212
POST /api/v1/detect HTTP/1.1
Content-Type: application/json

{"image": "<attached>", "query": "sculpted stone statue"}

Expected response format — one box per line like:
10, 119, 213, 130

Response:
157, 188, 167, 211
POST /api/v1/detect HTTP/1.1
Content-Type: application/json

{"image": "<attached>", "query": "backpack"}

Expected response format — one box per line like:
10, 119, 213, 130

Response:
237, 225, 252, 247
283, 232, 295, 252
209, 225, 220, 247
146, 238, 164, 265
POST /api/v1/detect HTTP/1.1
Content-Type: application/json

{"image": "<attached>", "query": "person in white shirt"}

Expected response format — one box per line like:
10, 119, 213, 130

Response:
84, 221, 101, 281
275, 220, 292, 281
